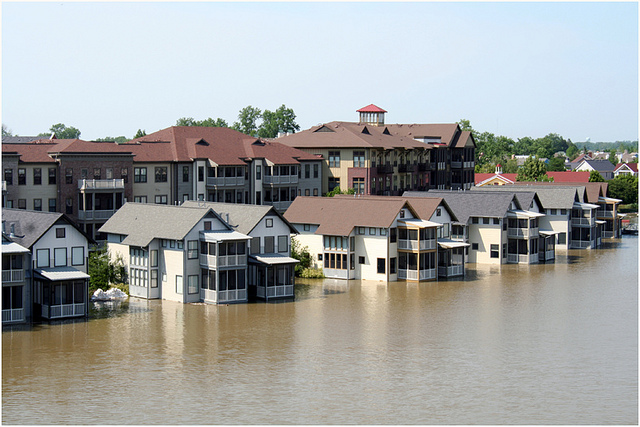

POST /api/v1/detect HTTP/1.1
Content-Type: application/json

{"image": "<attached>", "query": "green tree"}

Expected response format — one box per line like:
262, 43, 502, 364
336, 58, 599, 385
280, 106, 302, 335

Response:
457, 119, 474, 132
589, 170, 605, 182
134, 129, 147, 139
175, 117, 228, 128
257, 104, 300, 138
88, 247, 127, 293
324, 186, 355, 197
516, 156, 551, 181
608, 174, 638, 204
291, 237, 312, 276
566, 144, 579, 160
94, 136, 129, 143
547, 156, 567, 171
503, 158, 519, 174
2, 124, 13, 137
608, 149, 618, 165
39, 123, 81, 139
232, 106, 262, 136
513, 136, 535, 156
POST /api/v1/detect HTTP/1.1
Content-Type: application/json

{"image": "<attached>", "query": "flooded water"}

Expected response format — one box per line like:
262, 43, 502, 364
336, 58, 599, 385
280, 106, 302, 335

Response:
3, 237, 638, 424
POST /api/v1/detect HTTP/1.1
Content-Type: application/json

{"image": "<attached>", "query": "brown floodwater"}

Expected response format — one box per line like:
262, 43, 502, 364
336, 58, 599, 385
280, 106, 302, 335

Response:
2, 237, 638, 424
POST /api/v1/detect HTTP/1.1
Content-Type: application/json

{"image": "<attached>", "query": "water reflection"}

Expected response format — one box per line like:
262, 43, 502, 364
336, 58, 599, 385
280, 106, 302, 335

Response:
3, 237, 637, 424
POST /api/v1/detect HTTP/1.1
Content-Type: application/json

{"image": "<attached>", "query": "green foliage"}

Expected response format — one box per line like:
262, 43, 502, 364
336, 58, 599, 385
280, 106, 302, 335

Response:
2, 124, 13, 137
324, 186, 355, 197
457, 119, 473, 132
290, 237, 323, 277
232, 106, 262, 136
88, 247, 127, 293
300, 267, 325, 278
589, 170, 605, 182
566, 144, 579, 160
608, 149, 618, 165
257, 104, 300, 138
516, 156, 551, 182
134, 129, 147, 138
39, 123, 81, 139
503, 158, 519, 174
608, 174, 638, 205
547, 156, 567, 171
94, 136, 129, 143
175, 117, 228, 128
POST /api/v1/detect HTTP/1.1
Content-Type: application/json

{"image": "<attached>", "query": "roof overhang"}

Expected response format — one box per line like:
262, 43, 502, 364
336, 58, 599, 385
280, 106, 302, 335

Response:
398, 219, 442, 228
507, 210, 545, 218
574, 202, 600, 210
599, 196, 622, 203
35, 267, 90, 282
200, 230, 250, 242
2, 242, 30, 254
539, 230, 561, 236
437, 239, 470, 249
249, 254, 299, 265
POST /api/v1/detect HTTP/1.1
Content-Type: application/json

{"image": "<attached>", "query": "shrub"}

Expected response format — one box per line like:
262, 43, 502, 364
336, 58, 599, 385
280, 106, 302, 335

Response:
300, 268, 325, 279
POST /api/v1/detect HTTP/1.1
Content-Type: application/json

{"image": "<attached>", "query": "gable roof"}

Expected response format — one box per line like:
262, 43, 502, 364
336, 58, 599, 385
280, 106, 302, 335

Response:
475, 172, 517, 186
99, 202, 230, 247
181, 201, 298, 235
284, 196, 417, 236
471, 185, 580, 210
615, 163, 638, 173
404, 190, 521, 224
2, 208, 91, 248
332, 194, 458, 223
577, 159, 616, 173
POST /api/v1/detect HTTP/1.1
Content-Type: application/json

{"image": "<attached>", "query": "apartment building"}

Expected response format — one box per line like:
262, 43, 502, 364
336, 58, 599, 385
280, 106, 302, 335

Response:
2, 127, 323, 240
277, 105, 475, 195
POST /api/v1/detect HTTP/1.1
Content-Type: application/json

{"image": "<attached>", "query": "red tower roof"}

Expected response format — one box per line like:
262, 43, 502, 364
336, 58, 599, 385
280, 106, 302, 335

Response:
357, 104, 387, 113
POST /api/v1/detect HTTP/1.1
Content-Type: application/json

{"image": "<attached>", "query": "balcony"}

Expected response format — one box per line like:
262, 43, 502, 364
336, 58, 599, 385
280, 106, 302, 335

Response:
398, 268, 436, 281
572, 217, 595, 227
200, 254, 217, 268
263, 175, 299, 185
451, 161, 462, 169
257, 285, 295, 299
398, 164, 409, 173
77, 209, 116, 220
507, 227, 539, 239
464, 161, 474, 169
398, 239, 436, 251
570, 240, 593, 249
596, 210, 615, 218
376, 164, 393, 174
263, 200, 292, 212
78, 179, 125, 191
2, 269, 25, 283
206, 176, 245, 187
201, 288, 247, 304
2, 308, 24, 323
417, 162, 431, 171
42, 303, 85, 319
507, 253, 539, 264
218, 254, 247, 267
438, 264, 464, 277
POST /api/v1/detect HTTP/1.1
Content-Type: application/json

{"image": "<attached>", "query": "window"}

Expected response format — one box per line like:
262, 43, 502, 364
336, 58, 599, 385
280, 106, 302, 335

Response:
33, 168, 42, 185
318, 254, 323, 261
17, 199, 26, 210
176, 275, 183, 294
36, 248, 50, 268
93, 168, 101, 180
353, 178, 365, 194
305, 164, 310, 179
329, 151, 340, 168
390, 228, 397, 243
4, 169, 12, 185
54, 248, 67, 267
313, 164, 319, 178
328, 177, 340, 192
151, 270, 158, 288
472, 243, 479, 250
256, 165, 262, 180
492, 218, 500, 225
121, 168, 128, 183
30, 199, 42, 211
472, 217, 479, 224
170, 240, 175, 248
399, 210, 405, 218
188, 275, 198, 294
65, 168, 73, 184
483, 218, 490, 225
198, 166, 204, 182
313, 188, 318, 196
390, 257, 396, 274
150, 250, 158, 267
266, 218, 273, 228
18, 168, 26, 185
56, 228, 66, 238
490, 244, 500, 258
187, 240, 198, 259
105, 168, 113, 179
134, 167, 147, 183
72, 247, 84, 266
81, 169, 88, 179
358, 227, 365, 235
183, 166, 189, 182
305, 189, 310, 196
560, 209, 567, 216
66, 197, 73, 214
155, 167, 168, 182
377, 258, 385, 274
278, 236, 288, 253
48, 168, 56, 185
353, 151, 365, 168
369, 227, 376, 235
204, 221, 212, 231
264, 236, 275, 253
250, 237, 260, 254
134, 196, 147, 203
436, 208, 441, 217
558, 232, 567, 245
155, 195, 167, 204
359, 256, 365, 264
303, 224, 311, 231
49, 199, 57, 212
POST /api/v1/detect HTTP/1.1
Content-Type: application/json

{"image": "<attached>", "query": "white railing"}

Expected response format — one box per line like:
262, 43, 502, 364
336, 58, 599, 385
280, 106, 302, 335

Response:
199, 254, 217, 268
201, 288, 217, 303
45, 303, 85, 319
2, 308, 24, 323
217, 289, 247, 303
545, 250, 555, 261
596, 210, 615, 218
258, 285, 295, 299
263, 175, 299, 185
206, 176, 245, 187
572, 217, 594, 227
398, 239, 436, 251
507, 254, 539, 264
464, 161, 474, 169
398, 269, 436, 280
571, 240, 592, 249
420, 269, 437, 280
438, 265, 464, 277
324, 268, 349, 279
77, 209, 116, 220
217, 254, 247, 267
2, 269, 25, 283
603, 231, 614, 239
78, 179, 125, 190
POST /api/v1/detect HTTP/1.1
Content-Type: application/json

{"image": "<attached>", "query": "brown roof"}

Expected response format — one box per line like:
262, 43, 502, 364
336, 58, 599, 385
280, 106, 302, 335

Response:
517, 181, 607, 204
332, 194, 457, 222
284, 196, 417, 236
386, 123, 461, 147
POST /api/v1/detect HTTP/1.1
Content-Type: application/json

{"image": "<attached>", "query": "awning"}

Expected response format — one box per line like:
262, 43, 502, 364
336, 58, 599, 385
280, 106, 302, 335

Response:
596, 220, 607, 225
574, 201, 600, 210
250, 254, 300, 265
35, 267, 90, 282
507, 210, 545, 218
2, 242, 30, 254
599, 196, 622, 203
200, 230, 250, 242
539, 230, 560, 236
398, 219, 442, 228
437, 238, 470, 249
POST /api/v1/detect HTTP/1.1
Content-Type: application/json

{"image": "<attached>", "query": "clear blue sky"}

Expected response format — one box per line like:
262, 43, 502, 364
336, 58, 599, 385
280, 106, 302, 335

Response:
2, 2, 638, 143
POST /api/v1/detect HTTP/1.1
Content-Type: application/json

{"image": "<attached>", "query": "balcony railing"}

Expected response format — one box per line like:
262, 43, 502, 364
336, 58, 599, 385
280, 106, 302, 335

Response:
2, 269, 25, 283
201, 288, 247, 303
596, 210, 615, 218
217, 254, 247, 267
263, 175, 299, 185
324, 268, 349, 279
376, 164, 393, 174
417, 162, 431, 171
544, 250, 555, 261
206, 176, 245, 187
507, 253, 539, 264
451, 161, 462, 169
603, 231, 614, 239
464, 161, 474, 169
438, 265, 464, 277
572, 217, 595, 227
507, 228, 539, 239
77, 209, 116, 220
2, 308, 24, 323
78, 179, 125, 190
200, 254, 217, 268
398, 268, 437, 281
42, 303, 85, 319
570, 240, 593, 249
398, 239, 437, 251
257, 285, 295, 299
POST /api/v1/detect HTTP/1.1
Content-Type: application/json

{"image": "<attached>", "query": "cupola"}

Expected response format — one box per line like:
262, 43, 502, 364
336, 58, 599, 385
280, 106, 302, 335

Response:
357, 104, 387, 126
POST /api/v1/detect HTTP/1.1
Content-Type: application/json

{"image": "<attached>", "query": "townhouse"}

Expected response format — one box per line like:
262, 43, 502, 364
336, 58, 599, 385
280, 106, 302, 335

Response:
2, 126, 323, 240
181, 201, 299, 300
277, 105, 475, 195
284, 196, 466, 282
2, 209, 91, 324
405, 190, 549, 264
